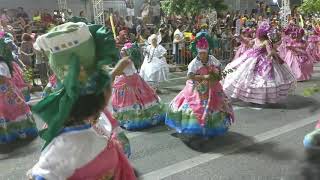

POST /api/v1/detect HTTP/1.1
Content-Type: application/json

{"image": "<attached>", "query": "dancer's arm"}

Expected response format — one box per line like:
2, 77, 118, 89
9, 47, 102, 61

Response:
188, 73, 210, 82
111, 57, 131, 82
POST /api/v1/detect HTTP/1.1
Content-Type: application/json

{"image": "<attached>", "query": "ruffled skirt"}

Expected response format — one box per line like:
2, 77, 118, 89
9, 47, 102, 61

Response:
223, 54, 296, 104
112, 74, 165, 130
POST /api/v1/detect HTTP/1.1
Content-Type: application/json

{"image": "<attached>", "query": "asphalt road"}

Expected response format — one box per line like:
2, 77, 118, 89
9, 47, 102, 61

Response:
1, 65, 320, 180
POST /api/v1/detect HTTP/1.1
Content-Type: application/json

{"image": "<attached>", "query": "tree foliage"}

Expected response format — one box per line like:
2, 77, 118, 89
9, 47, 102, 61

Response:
299, 0, 320, 13
161, 0, 228, 16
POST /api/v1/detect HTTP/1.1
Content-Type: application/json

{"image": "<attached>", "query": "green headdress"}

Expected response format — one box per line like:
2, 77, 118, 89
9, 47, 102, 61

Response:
121, 42, 142, 69
190, 31, 214, 56
33, 22, 119, 150
0, 32, 15, 74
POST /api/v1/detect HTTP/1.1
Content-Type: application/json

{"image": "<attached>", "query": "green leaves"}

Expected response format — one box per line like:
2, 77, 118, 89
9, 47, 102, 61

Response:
303, 86, 320, 97
23, 68, 34, 84
161, 0, 227, 16
299, 0, 320, 14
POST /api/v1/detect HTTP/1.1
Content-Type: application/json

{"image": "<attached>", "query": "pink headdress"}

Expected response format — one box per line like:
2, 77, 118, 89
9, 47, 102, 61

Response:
196, 37, 209, 52
256, 21, 271, 38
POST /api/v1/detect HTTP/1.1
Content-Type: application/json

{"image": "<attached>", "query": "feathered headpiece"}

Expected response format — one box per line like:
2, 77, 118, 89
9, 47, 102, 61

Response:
190, 31, 214, 56
256, 21, 271, 38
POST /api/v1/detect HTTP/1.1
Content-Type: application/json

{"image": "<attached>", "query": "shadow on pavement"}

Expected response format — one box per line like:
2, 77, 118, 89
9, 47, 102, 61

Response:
172, 132, 296, 161
172, 132, 254, 153
299, 150, 320, 180
0, 137, 39, 160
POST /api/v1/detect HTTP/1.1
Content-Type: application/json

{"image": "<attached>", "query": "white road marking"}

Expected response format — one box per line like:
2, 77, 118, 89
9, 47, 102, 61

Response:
140, 113, 319, 180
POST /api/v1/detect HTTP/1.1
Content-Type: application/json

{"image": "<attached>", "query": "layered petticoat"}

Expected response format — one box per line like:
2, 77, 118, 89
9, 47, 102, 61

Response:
223, 48, 296, 104
112, 73, 165, 130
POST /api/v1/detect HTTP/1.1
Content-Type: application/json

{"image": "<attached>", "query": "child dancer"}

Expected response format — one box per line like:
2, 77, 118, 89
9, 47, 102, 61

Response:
112, 42, 165, 130
166, 32, 234, 137
284, 27, 314, 81
223, 21, 296, 104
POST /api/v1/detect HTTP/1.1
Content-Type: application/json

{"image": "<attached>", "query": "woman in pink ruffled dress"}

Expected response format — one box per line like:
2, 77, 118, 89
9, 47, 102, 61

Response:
284, 28, 314, 81
233, 27, 254, 60
166, 32, 234, 137
223, 21, 296, 104
277, 25, 294, 60
307, 26, 320, 63
112, 42, 165, 130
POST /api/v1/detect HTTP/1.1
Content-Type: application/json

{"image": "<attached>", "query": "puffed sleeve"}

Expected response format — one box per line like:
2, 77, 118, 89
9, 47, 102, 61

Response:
0, 62, 11, 78
27, 131, 106, 180
187, 59, 199, 76
157, 45, 167, 57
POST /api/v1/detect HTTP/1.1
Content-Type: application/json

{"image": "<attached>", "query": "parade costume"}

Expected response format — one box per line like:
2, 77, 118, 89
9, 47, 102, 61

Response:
277, 25, 293, 60
28, 22, 136, 180
140, 34, 169, 89
234, 28, 253, 60
112, 43, 165, 130
223, 22, 296, 104
307, 27, 320, 63
0, 32, 38, 144
304, 120, 320, 151
284, 28, 313, 81
166, 33, 234, 137
3, 32, 31, 101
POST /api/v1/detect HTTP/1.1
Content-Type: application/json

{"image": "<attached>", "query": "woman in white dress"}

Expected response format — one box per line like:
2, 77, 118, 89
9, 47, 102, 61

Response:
140, 34, 169, 90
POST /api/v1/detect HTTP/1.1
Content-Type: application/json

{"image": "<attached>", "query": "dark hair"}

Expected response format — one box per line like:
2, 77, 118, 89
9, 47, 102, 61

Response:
22, 33, 32, 42
67, 92, 107, 126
